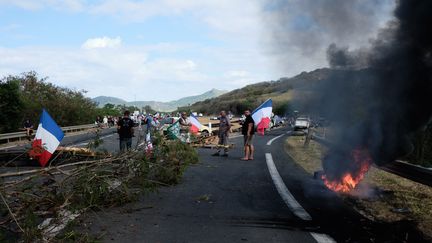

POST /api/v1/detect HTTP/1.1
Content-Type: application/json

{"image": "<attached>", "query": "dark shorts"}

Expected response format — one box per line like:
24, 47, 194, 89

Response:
243, 135, 254, 146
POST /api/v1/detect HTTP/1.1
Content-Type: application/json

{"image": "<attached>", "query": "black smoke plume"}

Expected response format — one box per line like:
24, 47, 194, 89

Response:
322, 0, 432, 181
267, 0, 432, 182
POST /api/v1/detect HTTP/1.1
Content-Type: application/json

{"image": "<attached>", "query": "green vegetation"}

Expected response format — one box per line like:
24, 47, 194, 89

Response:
0, 78, 24, 133
0, 72, 98, 133
181, 68, 335, 116
182, 81, 294, 115
407, 124, 432, 167
0, 71, 147, 133
0, 133, 199, 242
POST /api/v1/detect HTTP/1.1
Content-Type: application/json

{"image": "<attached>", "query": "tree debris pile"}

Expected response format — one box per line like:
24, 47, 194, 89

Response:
0, 137, 198, 242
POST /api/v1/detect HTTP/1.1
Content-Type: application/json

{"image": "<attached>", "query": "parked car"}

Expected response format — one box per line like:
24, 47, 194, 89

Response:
294, 117, 310, 131
160, 117, 211, 137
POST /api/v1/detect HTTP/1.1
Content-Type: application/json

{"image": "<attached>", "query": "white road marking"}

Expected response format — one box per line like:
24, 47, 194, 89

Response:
310, 233, 337, 243
266, 134, 285, 146
265, 153, 312, 221
101, 134, 113, 139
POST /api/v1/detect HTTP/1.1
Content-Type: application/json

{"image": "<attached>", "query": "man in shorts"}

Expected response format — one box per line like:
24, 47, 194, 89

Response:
23, 118, 33, 141
241, 109, 255, 160
212, 111, 231, 157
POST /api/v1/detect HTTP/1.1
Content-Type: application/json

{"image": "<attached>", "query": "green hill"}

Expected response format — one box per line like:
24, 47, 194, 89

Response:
184, 68, 334, 115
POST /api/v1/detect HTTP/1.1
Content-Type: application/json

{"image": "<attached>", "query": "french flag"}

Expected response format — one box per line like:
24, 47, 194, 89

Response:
189, 114, 202, 134
29, 109, 64, 167
252, 99, 273, 135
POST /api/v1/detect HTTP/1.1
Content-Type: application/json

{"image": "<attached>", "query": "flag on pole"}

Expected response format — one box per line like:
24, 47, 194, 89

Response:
252, 99, 273, 135
29, 109, 64, 167
189, 114, 202, 134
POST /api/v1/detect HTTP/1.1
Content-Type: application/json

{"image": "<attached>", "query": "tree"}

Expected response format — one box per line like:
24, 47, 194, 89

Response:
143, 105, 156, 114
0, 71, 99, 132
97, 103, 121, 117
0, 78, 24, 132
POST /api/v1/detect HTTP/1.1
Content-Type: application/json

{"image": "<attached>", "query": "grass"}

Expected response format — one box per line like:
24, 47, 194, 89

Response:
284, 135, 432, 238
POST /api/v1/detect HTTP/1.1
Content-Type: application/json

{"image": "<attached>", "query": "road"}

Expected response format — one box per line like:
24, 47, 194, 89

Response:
0, 126, 144, 154
72, 127, 428, 243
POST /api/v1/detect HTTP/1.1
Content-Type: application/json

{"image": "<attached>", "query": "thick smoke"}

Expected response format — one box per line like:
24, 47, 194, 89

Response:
321, 0, 432, 182
265, 0, 394, 56
267, 0, 432, 182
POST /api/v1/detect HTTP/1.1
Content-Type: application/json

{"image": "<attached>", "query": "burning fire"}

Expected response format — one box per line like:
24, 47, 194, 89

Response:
322, 149, 372, 193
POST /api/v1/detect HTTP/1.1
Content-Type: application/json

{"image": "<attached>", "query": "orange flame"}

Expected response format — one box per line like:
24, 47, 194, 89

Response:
321, 149, 372, 193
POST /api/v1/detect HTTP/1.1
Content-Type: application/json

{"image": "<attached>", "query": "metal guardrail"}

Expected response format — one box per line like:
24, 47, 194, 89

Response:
311, 134, 432, 187
0, 124, 97, 144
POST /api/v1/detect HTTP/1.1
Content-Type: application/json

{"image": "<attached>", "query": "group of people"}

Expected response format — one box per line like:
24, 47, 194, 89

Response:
212, 109, 255, 161
96, 116, 117, 128
116, 111, 159, 152
116, 109, 256, 160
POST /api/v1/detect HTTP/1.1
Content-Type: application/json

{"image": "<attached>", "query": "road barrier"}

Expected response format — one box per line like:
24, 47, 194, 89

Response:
0, 124, 97, 144
311, 133, 432, 187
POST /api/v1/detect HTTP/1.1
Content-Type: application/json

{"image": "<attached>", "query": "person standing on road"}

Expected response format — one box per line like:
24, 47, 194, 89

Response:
103, 116, 108, 128
241, 109, 255, 160
144, 114, 154, 142
179, 112, 192, 143
212, 111, 231, 157
117, 110, 135, 152
23, 118, 34, 141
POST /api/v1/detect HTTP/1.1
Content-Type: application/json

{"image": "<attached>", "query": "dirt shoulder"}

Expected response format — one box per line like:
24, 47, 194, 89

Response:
284, 135, 432, 239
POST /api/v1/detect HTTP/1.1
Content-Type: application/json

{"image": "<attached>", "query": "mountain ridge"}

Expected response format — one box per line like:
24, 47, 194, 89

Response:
92, 88, 228, 112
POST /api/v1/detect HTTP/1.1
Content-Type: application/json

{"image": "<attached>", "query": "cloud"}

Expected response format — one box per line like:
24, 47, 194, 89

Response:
226, 70, 249, 78
0, 1, 397, 103
0, 0, 84, 11
82, 36, 122, 49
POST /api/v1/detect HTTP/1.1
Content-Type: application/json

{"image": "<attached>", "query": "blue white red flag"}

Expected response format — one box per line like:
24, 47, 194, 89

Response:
189, 113, 202, 134
252, 99, 273, 135
29, 109, 64, 167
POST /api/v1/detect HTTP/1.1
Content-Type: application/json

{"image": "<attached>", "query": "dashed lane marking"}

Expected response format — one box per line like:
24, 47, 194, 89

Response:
265, 153, 312, 221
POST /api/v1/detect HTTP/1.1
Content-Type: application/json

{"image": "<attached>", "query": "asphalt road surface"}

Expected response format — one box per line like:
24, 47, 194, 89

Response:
0, 127, 426, 242
73, 127, 428, 243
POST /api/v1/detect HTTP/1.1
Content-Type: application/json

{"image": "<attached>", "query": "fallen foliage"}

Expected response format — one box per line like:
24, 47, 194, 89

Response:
0, 136, 198, 242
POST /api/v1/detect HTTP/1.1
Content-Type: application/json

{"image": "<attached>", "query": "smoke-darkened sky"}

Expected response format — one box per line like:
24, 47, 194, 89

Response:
0, 0, 395, 101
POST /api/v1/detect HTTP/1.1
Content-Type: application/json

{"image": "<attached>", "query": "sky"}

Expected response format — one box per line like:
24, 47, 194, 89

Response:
0, 0, 395, 102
